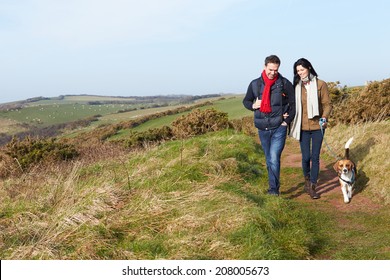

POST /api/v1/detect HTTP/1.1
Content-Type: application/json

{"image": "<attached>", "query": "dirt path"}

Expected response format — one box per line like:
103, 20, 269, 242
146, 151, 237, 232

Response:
281, 138, 381, 212
279, 138, 387, 259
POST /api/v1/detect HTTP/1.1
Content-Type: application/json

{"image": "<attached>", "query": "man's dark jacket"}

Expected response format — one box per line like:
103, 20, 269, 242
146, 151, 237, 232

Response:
243, 74, 295, 131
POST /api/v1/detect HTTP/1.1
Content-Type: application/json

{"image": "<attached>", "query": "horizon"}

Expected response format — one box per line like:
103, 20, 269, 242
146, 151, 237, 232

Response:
1, 0, 389, 104
0, 92, 234, 105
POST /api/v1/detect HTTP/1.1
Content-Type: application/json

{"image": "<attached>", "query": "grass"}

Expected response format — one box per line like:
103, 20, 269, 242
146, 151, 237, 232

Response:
207, 96, 253, 119
1, 89, 389, 260
97, 105, 183, 127
0, 103, 135, 127
0, 118, 27, 134
34, 95, 138, 104
321, 206, 390, 259
0, 95, 249, 142
0, 94, 224, 134
279, 120, 390, 259
110, 95, 251, 138
324, 120, 390, 204
0, 130, 324, 260
1, 122, 390, 259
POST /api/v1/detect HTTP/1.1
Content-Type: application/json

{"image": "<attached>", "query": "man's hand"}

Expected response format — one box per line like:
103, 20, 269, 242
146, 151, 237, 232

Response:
252, 98, 261, 110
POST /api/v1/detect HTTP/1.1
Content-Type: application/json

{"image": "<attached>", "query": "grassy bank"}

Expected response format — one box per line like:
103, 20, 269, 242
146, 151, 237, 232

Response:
279, 120, 390, 259
0, 130, 324, 259
324, 121, 390, 204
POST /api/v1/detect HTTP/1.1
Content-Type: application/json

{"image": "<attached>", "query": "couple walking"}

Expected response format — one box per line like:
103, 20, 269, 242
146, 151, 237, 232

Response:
243, 55, 332, 199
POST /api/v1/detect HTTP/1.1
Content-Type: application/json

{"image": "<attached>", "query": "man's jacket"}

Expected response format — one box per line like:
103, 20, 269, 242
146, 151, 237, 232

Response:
243, 74, 295, 130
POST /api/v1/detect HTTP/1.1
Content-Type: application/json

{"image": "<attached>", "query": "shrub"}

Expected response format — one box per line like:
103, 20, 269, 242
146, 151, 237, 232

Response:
171, 108, 229, 138
0, 152, 16, 178
98, 125, 123, 141
229, 116, 257, 137
122, 126, 173, 148
75, 101, 214, 143
2, 137, 79, 172
331, 78, 390, 124
327, 81, 347, 102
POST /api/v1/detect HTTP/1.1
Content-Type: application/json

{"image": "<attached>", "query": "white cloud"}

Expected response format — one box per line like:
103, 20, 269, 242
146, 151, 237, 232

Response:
2, 0, 247, 48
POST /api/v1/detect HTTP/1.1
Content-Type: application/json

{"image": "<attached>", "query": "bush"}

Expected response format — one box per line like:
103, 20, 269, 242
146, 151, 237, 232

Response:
122, 126, 173, 148
230, 116, 257, 137
172, 108, 229, 138
74, 101, 214, 143
331, 78, 390, 124
327, 81, 347, 102
2, 137, 79, 172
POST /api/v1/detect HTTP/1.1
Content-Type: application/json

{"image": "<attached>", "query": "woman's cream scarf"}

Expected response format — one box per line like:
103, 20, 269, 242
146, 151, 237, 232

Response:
290, 74, 319, 140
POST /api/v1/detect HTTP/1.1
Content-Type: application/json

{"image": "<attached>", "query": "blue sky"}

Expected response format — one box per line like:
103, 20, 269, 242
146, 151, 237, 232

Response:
0, 0, 389, 103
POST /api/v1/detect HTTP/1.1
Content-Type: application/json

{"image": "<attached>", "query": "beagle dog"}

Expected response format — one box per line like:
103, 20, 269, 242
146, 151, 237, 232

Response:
333, 137, 357, 203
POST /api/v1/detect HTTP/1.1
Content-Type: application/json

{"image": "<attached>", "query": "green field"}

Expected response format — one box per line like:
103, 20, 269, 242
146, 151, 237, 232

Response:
0, 94, 251, 139
0, 103, 136, 127
32, 95, 138, 105
95, 104, 195, 127
0, 94, 228, 135
122, 96, 251, 133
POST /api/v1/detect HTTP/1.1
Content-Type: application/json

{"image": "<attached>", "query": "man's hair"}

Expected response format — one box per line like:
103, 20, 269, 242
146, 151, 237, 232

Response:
264, 55, 281, 66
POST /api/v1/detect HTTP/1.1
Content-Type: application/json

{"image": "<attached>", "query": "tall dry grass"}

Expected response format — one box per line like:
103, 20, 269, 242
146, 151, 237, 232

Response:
324, 120, 390, 204
0, 130, 322, 259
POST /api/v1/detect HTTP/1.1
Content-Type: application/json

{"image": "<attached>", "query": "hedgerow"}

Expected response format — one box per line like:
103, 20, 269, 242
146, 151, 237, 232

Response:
171, 108, 229, 138
1, 137, 79, 173
331, 78, 390, 124
121, 126, 173, 148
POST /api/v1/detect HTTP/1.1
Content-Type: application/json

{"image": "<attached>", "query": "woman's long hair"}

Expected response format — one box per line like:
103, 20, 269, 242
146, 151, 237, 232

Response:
293, 58, 318, 87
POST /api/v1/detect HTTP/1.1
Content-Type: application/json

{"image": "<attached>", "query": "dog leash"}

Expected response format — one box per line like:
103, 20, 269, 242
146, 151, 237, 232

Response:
338, 171, 356, 184
319, 118, 342, 161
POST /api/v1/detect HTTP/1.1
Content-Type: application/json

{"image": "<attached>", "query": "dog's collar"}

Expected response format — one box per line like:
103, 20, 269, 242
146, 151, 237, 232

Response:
338, 169, 355, 185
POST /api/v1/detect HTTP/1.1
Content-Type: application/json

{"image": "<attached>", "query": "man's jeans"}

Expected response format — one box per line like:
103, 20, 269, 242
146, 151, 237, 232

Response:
300, 129, 324, 184
258, 125, 288, 194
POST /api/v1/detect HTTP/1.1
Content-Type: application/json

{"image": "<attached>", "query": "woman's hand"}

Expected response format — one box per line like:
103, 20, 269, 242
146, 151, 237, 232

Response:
319, 117, 328, 128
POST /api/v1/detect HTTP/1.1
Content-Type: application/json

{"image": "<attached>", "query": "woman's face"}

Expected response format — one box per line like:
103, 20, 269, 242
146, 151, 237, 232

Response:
296, 65, 309, 80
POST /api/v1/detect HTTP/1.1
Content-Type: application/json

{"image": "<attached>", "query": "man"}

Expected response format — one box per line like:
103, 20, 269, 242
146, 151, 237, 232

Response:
243, 55, 295, 195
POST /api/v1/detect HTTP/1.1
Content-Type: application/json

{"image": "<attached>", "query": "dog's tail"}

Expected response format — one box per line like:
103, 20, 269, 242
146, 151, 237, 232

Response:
344, 137, 354, 159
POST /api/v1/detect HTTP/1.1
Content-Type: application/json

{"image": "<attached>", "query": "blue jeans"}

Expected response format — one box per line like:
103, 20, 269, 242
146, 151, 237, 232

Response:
258, 125, 288, 194
300, 129, 324, 184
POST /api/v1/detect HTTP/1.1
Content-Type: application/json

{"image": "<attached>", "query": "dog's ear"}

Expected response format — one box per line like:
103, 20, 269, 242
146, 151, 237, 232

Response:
333, 161, 340, 172
351, 161, 357, 174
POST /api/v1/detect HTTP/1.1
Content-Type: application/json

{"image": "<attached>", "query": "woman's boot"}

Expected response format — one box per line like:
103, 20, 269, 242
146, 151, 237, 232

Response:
309, 183, 320, 199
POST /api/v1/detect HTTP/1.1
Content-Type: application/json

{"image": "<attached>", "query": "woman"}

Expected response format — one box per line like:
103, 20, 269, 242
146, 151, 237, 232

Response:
289, 58, 332, 199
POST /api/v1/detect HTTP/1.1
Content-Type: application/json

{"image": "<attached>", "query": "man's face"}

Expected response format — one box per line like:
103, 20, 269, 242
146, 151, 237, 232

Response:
264, 63, 279, 79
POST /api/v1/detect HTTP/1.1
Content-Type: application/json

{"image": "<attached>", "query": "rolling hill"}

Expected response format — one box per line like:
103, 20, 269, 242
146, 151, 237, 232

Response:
0, 81, 389, 260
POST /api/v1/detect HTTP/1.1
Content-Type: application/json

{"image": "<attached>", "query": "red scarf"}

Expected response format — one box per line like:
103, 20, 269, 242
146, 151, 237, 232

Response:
260, 70, 278, 113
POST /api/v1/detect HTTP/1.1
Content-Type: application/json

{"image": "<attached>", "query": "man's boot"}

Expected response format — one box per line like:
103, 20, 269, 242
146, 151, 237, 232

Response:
309, 183, 320, 199
304, 176, 311, 194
